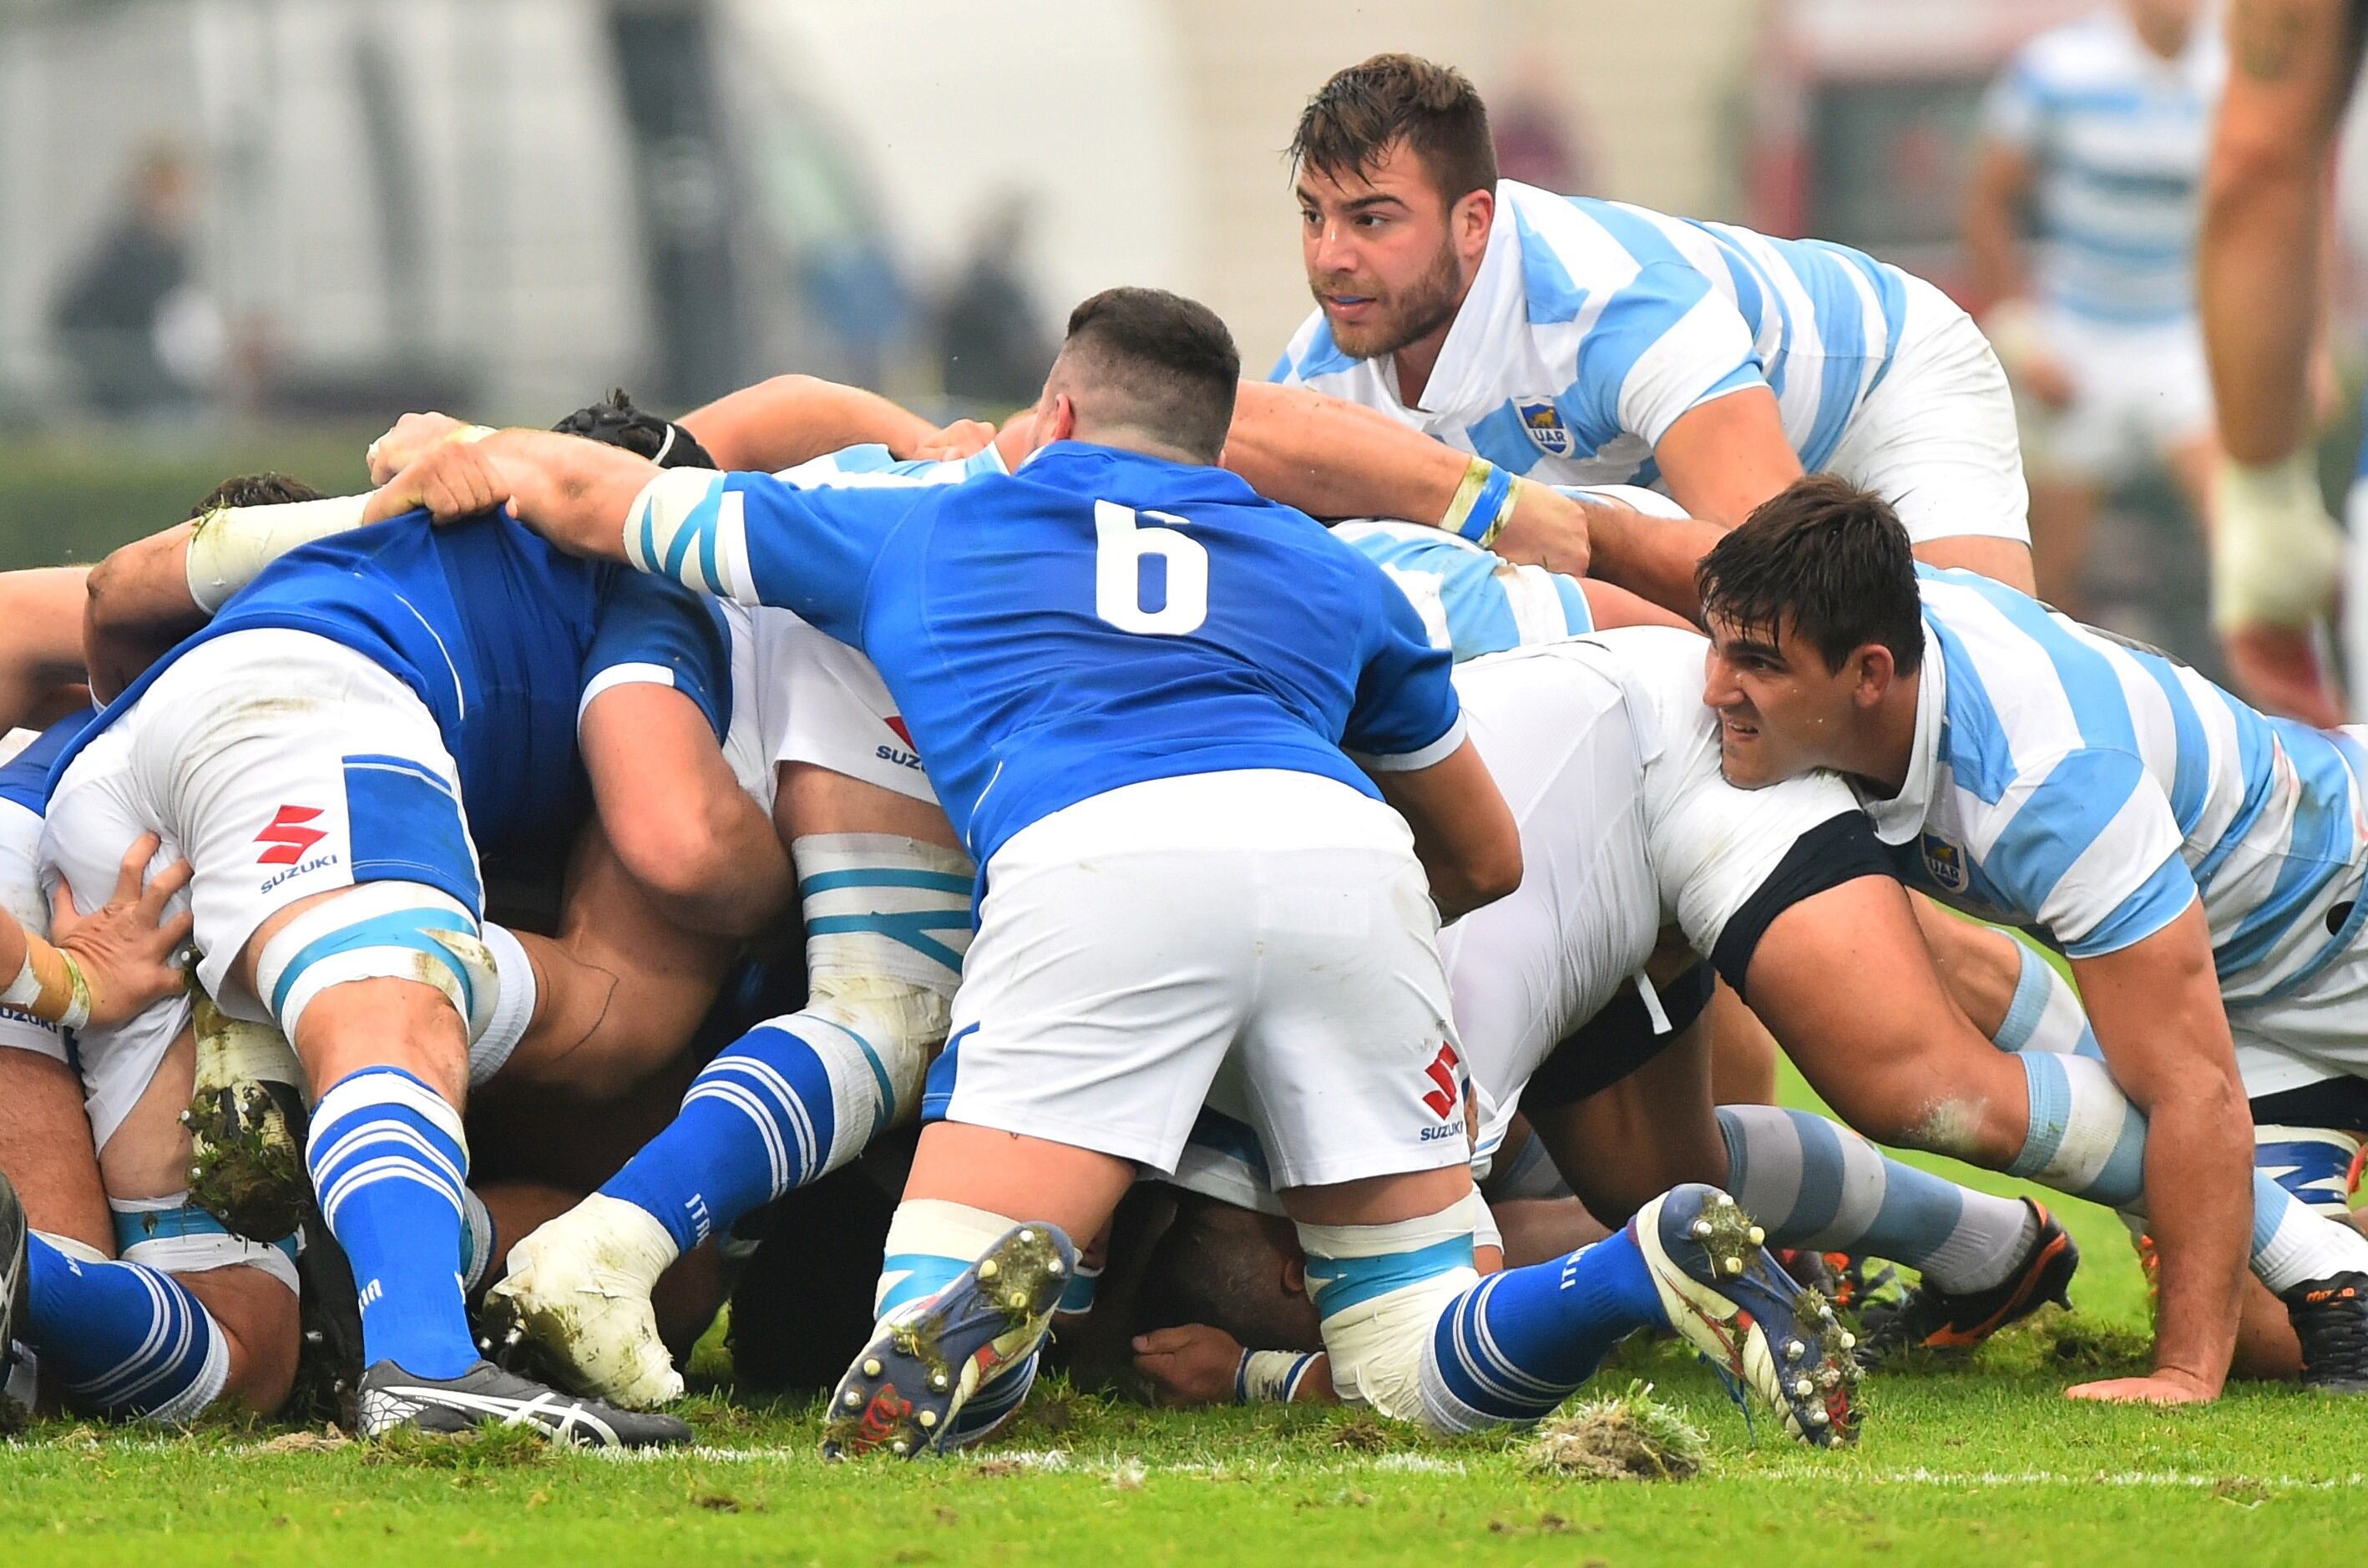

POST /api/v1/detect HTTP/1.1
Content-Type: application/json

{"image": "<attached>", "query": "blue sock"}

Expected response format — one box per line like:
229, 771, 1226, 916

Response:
1426, 1230, 1662, 1425
603, 1017, 866, 1255
1718, 1105, 2035, 1292
25, 1236, 226, 1422
306, 1066, 476, 1379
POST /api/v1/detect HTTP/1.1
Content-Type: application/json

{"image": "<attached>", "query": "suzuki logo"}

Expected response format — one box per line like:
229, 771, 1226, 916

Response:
255, 806, 326, 866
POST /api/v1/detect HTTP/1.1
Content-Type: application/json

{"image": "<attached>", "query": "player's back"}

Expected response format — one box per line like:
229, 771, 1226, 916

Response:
726, 441, 1459, 867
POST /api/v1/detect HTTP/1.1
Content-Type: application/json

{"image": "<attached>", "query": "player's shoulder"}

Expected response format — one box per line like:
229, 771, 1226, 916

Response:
2013, 13, 2138, 89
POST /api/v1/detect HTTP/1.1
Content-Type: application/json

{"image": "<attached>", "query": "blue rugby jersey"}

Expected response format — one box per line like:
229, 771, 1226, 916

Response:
1981, 11, 2222, 327
1866, 568, 2368, 1002
1274, 179, 1912, 489
623, 440, 1465, 869
49, 510, 730, 860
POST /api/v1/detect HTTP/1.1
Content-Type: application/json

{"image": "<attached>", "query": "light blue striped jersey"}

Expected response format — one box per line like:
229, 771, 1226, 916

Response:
1865, 568, 2368, 1003
1981, 11, 2223, 326
1273, 179, 1915, 489
1334, 521, 1591, 660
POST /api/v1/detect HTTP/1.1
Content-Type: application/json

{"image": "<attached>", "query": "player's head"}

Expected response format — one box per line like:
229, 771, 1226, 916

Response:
1290, 53, 1496, 362
2124, 0, 2202, 50
1030, 286, 1240, 465
1694, 474, 1924, 788
1135, 1193, 1323, 1351
185, 473, 326, 518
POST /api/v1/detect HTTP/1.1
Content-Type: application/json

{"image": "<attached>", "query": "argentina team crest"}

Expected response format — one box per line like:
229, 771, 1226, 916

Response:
1515, 398, 1573, 458
1920, 832, 1969, 893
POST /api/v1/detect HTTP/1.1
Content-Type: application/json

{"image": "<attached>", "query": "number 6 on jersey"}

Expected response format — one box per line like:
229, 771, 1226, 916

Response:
1095, 501, 1208, 635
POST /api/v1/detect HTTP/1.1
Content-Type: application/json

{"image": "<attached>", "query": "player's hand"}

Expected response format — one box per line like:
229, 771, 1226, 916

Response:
48, 833, 193, 1029
908, 419, 997, 463
367, 412, 472, 484
1131, 1323, 1246, 1407
1490, 482, 1593, 577
364, 441, 514, 527
2064, 1370, 2219, 1405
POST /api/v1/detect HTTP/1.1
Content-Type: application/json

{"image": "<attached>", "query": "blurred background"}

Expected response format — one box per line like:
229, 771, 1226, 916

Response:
3, 0, 2365, 677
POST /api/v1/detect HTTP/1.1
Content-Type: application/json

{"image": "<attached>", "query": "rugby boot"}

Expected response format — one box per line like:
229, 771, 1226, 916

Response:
821, 1221, 1075, 1460
480, 1193, 683, 1410
2279, 1272, 2368, 1393
354, 1357, 692, 1446
1632, 1184, 1859, 1447
1857, 1200, 2077, 1363
182, 989, 309, 1242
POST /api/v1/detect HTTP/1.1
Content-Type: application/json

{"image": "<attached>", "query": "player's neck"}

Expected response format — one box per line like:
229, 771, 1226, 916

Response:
1849, 676, 1923, 798
2127, 8, 2189, 61
1391, 330, 1451, 409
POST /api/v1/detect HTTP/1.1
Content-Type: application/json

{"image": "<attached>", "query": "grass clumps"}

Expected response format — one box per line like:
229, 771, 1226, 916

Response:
1525, 1382, 1708, 1483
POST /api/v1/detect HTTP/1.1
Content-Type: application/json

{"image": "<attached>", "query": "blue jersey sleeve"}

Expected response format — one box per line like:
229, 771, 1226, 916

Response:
1342, 564, 1466, 771
579, 570, 735, 738
624, 468, 930, 642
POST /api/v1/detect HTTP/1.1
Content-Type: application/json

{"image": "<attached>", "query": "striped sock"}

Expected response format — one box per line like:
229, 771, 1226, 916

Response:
1716, 1105, 2035, 1292
306, 1066, 476, 1379
600, 1015, 883, 1255
2006, 1050, 2149, 1206
25, 1235, 229, 1423
1992, 941, 2102, 1059
2250, 1166, 2368, 1292
1419, 1232, 1661, 1429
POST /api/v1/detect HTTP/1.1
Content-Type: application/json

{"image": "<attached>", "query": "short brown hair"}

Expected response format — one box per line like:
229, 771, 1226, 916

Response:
186, 473, 326, 519
1289, 53, 1497, 207
1059, 286, 1242, 463
1694, 473, 1924, 675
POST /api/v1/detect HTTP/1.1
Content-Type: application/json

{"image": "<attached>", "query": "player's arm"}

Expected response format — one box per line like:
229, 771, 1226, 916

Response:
1962, 138, 2037, 316
677, 374, 951, 472
0, 567, 94, 726
580, 681, 792, 938
1368, 738, 1521, 921
2062, 902, 2249, 1402
1651, 387, 1806, 532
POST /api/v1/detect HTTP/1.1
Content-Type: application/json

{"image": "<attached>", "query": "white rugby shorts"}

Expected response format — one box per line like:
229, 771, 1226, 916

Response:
929, 769, 1470, 1191
2016, 312, 2215, 485
0, 796, 68, 1065
43, 630, 481, 1137
746, 608, 939, 806
1826, 273, 2034, 549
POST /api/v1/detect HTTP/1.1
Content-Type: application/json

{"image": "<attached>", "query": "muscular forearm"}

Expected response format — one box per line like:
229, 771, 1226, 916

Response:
479, 430, 657, 561
658, 792, 794, 938
1584, 499, 1727, 621
1962, 147, 2032, 306
1224, 381, 1463, 521
2139, 1070, 2251, 1392
679, 375, 939, 472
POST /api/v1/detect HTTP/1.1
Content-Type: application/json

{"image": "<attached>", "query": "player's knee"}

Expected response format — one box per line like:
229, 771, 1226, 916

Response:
1295, 1193, 1485, 1430
118, 1201, 301, 1417
253, 883, 495, 1049
804, 969, 953, 1130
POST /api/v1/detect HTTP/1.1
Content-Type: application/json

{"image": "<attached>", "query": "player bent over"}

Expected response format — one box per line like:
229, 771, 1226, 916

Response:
1694, 475, 2368, 1398
449, 285, 1864, 1450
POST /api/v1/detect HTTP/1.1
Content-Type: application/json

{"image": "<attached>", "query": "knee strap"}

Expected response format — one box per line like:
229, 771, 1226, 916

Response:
113, 1196, 299, 1294
794, 835, 975, 990
1296, 1191, 1485, 1423
254, 882, 493, 1043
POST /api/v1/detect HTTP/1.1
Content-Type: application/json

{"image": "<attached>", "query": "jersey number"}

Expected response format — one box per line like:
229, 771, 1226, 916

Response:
1095, 501, 1207, 635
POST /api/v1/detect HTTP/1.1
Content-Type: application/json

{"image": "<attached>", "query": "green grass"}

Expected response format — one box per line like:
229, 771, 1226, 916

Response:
5, 1072, 2357, 1565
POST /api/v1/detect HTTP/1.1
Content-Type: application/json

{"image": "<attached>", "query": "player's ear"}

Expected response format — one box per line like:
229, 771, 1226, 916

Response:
1039, 392, 1078, 447
1850, 642, 1896, 706
1451, 185, 1494, 263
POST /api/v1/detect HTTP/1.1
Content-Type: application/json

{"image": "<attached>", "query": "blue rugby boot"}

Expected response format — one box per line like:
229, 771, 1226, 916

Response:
1632, 1184, 1861, 1447
822, 1222, 1075, 1460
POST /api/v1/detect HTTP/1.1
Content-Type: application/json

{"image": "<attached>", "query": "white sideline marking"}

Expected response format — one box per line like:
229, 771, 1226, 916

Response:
14, 1439, 2365, 1490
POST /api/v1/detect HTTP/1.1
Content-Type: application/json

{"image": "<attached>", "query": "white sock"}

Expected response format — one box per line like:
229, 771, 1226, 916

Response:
470, 923, 538, 1088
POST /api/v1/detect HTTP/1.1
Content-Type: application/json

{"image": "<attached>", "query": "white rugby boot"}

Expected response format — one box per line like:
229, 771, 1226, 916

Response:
479, 1193, 685, 1409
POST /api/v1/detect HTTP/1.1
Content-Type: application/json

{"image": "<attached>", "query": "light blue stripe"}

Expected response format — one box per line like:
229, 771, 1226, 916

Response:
797, 867, 974, 897
2087, 1100, 2148, 1208
1865, 1151, 1964, 1262
268, 907, 478, 1022
2251, 1170, 2290, 1257
877, 1253, 971, 1318
1785, 1112, 1847, 1236
2007, 1053, 2071, 1180
1304, 1233, 1475, 1318
1551, 574, 1591, 636
114, 1204, 300, 1262
1924, 605, 2019, 803
1462, 402, 1547, 476
2133, 658, 2209, 835
2216, 727, 2355, 980
804, 912, 970, 974
1993, 946, 2052, 1053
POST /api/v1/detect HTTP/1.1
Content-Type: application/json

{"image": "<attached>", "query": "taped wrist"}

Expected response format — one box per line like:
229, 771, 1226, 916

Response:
2212, 453, 2342, 630
1234, 1348, 1323, 1404
185, 494, 372, 613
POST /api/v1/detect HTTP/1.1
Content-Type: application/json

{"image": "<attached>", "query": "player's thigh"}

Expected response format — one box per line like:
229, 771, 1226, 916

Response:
122, 630, 483, 1023
762, 611, 954, 830
1233, 839, 1472, 1204
931, 821, 1250, 1175
0, 1048, 110, 1253
1524, 973, 1723, 1222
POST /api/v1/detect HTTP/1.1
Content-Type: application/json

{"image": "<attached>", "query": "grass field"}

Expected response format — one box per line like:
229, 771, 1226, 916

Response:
4, 1074, 2357, 1566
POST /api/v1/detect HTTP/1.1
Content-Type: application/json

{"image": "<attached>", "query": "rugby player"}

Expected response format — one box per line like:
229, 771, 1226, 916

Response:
1247, 53, 2037, 603
1694, 473, 2368, 1396
412, 285, 1865, 1451
2195, 0, 2360, 727
1965, 0, 2224, 620
29, 435, 779, 1444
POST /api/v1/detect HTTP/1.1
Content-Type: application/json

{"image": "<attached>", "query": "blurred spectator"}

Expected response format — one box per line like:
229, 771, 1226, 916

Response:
50, 145, 225, 418
935, 197, 1054, 409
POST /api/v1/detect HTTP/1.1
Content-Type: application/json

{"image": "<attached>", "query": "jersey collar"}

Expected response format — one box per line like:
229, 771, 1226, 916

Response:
1407, 181, 1529, 418
1855, 620, 1944, 847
